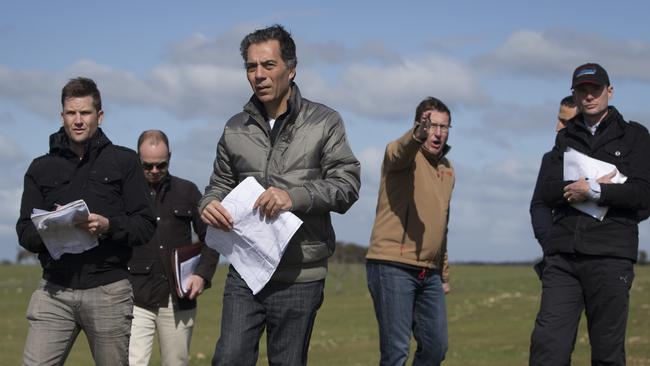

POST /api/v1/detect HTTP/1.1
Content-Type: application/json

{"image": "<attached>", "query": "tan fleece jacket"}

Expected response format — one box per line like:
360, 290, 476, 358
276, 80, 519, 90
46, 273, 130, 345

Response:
366, 129, 454, 282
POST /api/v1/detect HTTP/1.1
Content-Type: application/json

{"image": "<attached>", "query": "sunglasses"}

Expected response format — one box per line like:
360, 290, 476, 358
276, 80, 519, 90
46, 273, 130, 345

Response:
141, 161, 169, 171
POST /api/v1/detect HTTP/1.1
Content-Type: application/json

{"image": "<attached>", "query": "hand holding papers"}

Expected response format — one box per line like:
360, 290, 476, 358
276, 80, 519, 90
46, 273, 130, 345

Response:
30, 199, 99, 260
171, 243, 204, 298
563, 147, 627, 220
205, 177, 303, 294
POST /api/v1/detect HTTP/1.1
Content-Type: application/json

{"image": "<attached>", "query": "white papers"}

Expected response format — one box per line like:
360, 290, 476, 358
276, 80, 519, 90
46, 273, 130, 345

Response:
30, 199, 99, 260
563, 147, 627, 220
205, 177, 303, 294
177, 253, 201, 295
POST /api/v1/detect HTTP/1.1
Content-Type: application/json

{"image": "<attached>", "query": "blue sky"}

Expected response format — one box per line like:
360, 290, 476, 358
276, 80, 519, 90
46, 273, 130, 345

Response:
2, 1, 650, 262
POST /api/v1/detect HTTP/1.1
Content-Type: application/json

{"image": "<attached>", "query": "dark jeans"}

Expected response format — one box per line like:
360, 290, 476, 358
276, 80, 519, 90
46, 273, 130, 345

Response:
529, 253, 634, 366
366, 262, 448, 366
23, 279, 134, 366
212, 266, 324, 366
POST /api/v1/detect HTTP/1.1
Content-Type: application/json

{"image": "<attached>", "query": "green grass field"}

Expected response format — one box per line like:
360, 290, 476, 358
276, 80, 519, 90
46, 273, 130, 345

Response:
1, 263, 649, 365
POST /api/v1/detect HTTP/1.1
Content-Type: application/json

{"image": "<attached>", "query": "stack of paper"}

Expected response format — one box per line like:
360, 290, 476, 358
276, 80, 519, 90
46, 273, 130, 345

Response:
30, 199, 98, 260
205, 177, 303, 294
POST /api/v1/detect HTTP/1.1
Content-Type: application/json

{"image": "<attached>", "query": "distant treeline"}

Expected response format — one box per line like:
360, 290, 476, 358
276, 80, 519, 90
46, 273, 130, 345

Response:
8, 245, 650, 266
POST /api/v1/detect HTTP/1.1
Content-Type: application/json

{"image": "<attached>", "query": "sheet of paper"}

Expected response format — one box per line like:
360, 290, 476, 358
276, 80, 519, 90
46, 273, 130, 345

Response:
563, 147, 627, 221
205, 177, 303, 294
179, 253, 202, 294
30, 199, 99, 260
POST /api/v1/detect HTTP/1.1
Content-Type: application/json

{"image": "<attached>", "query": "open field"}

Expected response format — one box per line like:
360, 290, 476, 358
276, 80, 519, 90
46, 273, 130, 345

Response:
1, 263, 649, 365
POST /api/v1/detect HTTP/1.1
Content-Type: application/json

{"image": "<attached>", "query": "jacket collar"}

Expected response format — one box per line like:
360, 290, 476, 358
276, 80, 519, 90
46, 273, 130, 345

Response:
49, 127, 111, 160
420, 144, 452, 165
151, 174, 173, 201
243, 82, 302, 131
565, 106, 626, 151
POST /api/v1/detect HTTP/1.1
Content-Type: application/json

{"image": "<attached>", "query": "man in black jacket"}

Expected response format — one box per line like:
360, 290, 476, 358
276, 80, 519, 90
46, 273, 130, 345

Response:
16, 77, 156, 365
129, 130, 219, 366
529, 63, 650, 365
529, 96, 577, 276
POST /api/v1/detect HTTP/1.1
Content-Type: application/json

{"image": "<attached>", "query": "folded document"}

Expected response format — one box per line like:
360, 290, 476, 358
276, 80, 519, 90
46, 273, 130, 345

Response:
205, 177, 303, 295
30, 199, 98, 260
563, 147, 627, 221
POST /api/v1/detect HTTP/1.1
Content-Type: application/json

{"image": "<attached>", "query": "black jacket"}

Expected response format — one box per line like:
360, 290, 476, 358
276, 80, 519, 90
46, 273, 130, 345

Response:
129, 175, 219, 310
540, 107, 650, 260
16, 128, 156, 289
530, 151, 553, 249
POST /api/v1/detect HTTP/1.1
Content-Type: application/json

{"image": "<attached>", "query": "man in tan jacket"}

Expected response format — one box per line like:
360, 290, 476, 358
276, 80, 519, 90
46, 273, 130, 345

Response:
366, 96, 454, 366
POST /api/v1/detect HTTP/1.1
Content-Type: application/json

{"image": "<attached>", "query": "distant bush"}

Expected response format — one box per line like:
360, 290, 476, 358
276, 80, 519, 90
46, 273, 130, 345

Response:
331, 241, 367, 264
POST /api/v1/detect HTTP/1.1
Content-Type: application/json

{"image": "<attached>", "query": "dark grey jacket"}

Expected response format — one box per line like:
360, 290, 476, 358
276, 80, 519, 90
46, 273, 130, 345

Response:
200, 84, 360, 282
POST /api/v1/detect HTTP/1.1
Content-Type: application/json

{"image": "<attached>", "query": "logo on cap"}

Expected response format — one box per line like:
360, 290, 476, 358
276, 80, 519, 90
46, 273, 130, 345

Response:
571, 63, 610, 89
575, 68, 597, 77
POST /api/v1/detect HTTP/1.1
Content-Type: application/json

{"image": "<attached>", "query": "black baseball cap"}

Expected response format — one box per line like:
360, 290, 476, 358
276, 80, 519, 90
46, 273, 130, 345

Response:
571, 63, 610, 89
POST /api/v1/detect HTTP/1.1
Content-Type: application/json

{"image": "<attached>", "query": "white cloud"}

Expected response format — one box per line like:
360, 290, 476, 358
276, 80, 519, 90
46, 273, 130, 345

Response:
67, 59, 249, 120
302, 55, 488, 121
478, 29, 650, 83
0, 65, 62, 118
357, 147, 384, 188
299, 40, 402, 66
0, 188, 22, 253
0, 135, 23, 162
448, 159, 542, 261
0, 19, 493, 125
0, 187, 21, 218
164, 31, 243, 67
468, 100, 561, 148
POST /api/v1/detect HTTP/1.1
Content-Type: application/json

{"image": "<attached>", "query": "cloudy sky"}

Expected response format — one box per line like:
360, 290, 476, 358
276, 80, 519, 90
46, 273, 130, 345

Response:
2, 1, 650, 262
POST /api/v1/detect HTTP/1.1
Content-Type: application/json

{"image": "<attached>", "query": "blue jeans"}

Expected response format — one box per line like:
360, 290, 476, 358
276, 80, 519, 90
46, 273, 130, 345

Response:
23, 279, 134, 366
366, 262, 448, 366
212, 266, 324, 366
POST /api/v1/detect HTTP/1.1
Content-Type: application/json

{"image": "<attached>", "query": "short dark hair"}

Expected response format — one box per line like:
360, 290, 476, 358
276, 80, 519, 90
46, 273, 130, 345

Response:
414, 97, 452, 125
137, 130, 170, 155
560, 95, 576, 108
240, 24, 297, 69
61, 77, 102, 112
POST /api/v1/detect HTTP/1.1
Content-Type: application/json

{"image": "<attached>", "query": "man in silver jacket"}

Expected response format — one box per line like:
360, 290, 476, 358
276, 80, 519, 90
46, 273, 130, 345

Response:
200, 24, 360, 366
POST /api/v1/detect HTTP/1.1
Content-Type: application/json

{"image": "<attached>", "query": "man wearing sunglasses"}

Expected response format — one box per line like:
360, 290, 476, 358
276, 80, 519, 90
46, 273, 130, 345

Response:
129, 130, 219, 366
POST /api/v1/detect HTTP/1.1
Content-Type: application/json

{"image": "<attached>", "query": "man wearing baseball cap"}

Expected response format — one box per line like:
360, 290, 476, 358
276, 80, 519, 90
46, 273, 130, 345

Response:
529, 63, 650, 365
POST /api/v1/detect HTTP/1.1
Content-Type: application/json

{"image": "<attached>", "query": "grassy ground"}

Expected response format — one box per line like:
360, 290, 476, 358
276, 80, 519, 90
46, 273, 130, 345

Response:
1, 263, 649, 365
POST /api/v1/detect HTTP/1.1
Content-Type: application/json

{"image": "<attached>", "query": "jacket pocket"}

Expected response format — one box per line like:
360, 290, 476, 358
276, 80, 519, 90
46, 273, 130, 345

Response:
301, 241, 331, 263
603, 144, 631, 160
172, 204, 194, 219
88, 170, 123, 206
39, 176, 71, 208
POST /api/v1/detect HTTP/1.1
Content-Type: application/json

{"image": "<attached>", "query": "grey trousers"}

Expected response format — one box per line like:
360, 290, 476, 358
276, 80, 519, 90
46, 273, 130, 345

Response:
23, 278, 134, 366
